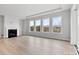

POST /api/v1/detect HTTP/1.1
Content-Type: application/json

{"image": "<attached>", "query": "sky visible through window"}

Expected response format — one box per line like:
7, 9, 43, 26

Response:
52, 16, 62, 26
43, 18, 49, 26
30, 20, 34, 26
30, 17, 62, 27
35, 20, 41, 26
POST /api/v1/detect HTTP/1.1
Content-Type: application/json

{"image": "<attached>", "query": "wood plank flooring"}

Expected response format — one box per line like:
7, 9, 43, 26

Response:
0, 36, 77, 55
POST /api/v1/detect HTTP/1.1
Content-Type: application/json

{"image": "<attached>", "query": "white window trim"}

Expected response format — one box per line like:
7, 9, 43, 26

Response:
35, 19, 41, 32
29, 16, 63, 34
29, 20, 35, 32
51, 16, 63, 34
41, 18, 50, 33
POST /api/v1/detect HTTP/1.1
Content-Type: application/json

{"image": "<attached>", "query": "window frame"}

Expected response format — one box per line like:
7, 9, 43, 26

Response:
51, 16, 63, 34
29, 16, 63, 34
35, 19, 41, 32
42, 18, 50, 33
29, 20, 35, 32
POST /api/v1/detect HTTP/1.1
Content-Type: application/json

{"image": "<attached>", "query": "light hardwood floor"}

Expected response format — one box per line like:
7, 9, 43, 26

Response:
0, 36, 77, 55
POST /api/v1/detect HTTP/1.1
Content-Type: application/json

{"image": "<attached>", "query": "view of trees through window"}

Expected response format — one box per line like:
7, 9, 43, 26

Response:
35, 20, 41, 32
42, 18, 49, 32
30, 20, 34, 31
52, 16, 62, 32
29, 16, 62, 33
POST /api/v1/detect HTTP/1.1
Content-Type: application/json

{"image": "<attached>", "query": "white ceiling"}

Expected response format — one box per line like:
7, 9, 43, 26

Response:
0, 4, 72, 19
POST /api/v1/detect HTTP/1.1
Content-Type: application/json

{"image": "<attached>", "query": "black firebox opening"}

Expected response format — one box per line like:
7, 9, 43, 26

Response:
8, 29, 17, 38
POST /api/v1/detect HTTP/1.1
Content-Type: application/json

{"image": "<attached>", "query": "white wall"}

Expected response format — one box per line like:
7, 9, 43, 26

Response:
24, 10, 70, 41
77, 5, 79, 51
19, 19, 27, 35
71, 5, 79, 52
0, 15, 4, 37
71, 5, 77, 45
4, 15, 20, 37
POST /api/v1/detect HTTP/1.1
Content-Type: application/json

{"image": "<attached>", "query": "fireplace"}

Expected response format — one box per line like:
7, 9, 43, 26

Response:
8, 29, 17, 38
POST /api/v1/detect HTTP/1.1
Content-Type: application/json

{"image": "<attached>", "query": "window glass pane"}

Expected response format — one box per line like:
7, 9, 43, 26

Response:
42, 18, 49, 32
52, 16, 62, 32
35, 20, 41, 32
30, 20, 34, 31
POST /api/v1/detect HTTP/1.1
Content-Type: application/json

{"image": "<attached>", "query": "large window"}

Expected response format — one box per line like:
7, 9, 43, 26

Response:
29, 16, 62, 33
30, 20, 34, 31
52, 16, 62, 33
42, 18, 49, 32
35, 20, 41, 32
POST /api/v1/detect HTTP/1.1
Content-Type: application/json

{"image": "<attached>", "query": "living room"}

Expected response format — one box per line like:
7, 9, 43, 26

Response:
0, 4, 78, 55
